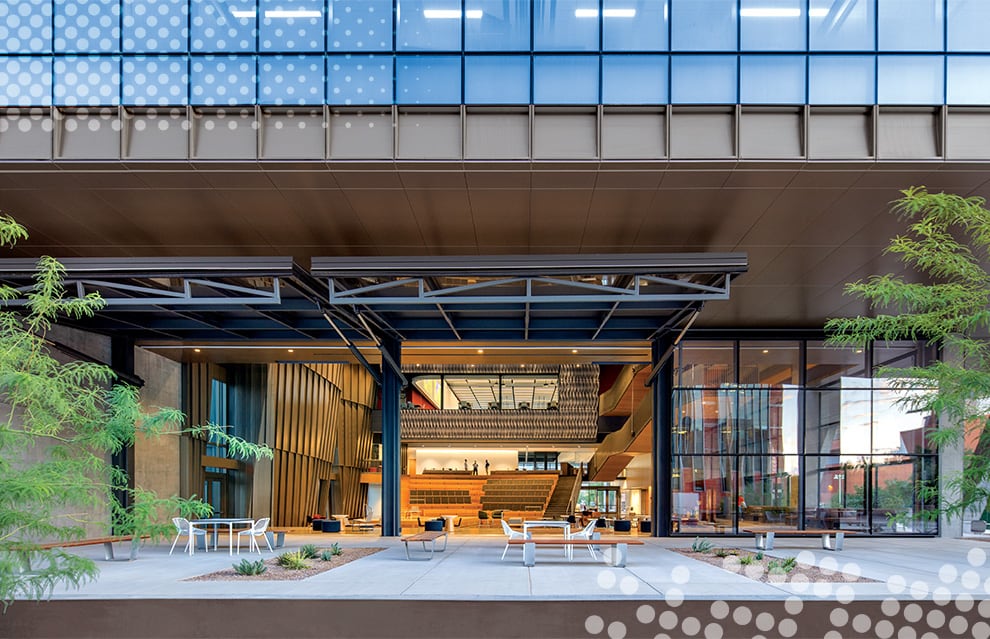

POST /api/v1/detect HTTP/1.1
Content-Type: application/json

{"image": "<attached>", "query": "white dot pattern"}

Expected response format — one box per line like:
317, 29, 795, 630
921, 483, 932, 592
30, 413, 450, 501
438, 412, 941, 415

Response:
261, 0, 323, 52
190, 55, 255, 105
328, 54, 392, 105
53, 55, 120, 106
0, 0, 53, 53
0, 57, 53, 106
54, 0, 119, 52
122, 0, 188, 52
191, 0, 256, 52
122, 56, 188, 105
330, 0, 391, 51
259, 55, 323, 105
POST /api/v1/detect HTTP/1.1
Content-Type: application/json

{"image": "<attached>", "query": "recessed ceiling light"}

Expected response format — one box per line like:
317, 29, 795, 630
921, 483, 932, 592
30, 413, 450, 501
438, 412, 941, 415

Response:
288, 349, 294, 353
193, 348, 201, 353
477, 349, 484, 354
762, 349, 769, 354
520, 364, 525, 368
572, 349, 578, 353
416, 363, 421, 367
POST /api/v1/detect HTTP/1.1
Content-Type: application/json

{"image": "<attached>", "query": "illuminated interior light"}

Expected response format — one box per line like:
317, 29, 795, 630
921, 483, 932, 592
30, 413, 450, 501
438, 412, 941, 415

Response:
575, 8, 637, 18
809, 7, 829, 17
265, 9, 322, 19
193, 348, 201, 353
571, 349, 578, 353
477, 349, 484, 353
423, 9, 480, 19
287, 349, 294, 353
230, 9, 256, 18
739, 8, 801, 18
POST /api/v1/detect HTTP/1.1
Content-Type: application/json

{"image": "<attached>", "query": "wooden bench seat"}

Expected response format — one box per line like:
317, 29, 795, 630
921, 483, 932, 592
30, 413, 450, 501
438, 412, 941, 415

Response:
400, 531, 448, 560
15, 535, 146, 569
742, 528, 858, 552
508, 538, 644, 567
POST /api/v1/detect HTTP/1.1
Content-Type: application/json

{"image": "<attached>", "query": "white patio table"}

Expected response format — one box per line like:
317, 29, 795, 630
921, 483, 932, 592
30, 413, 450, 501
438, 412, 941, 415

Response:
191, 518, 255, 556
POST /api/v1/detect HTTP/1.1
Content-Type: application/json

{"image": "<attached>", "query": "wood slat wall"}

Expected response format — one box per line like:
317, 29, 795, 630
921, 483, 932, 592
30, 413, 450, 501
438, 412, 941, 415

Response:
266, 363, 375, 527
180, 362, 211, 499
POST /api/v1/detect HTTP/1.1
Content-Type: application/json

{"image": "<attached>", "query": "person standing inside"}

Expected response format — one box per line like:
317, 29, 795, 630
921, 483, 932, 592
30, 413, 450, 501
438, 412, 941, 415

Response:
484, 459, 490, 475
472, 460, 479, 475
464, 459, 469, 471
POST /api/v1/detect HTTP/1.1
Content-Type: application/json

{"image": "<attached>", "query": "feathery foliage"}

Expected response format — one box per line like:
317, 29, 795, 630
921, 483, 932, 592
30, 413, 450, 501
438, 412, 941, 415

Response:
826, 187, 990, 523
0, 214, 272, 610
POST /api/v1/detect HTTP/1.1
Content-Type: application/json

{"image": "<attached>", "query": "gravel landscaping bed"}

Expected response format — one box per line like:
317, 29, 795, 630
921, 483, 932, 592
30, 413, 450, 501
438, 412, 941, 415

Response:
671, 547, 878, 584
184, 547, 385, 581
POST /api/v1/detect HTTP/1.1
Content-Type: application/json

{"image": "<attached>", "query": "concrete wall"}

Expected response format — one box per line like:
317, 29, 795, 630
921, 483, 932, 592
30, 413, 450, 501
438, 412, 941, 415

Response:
133, 347, 182, 499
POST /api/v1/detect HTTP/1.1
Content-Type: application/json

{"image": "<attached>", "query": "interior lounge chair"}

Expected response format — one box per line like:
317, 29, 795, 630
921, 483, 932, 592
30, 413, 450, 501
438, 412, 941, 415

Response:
478, 510, 490, 526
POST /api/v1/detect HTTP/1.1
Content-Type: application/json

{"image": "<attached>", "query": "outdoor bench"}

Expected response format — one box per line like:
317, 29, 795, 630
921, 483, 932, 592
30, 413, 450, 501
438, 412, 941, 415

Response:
13, 535, 146, 570
265, 529, 288, 549
742, 528, 857, 552
400, 531, 448, 560
507, 538, 644, 567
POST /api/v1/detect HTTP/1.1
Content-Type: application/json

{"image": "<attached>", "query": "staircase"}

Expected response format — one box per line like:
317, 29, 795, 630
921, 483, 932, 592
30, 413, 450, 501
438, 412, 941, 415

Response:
542, 475, 579, 520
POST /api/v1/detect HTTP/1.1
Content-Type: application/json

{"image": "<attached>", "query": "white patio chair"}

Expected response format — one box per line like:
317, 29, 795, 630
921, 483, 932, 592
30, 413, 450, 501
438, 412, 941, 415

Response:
169, 517, 208, 556
236, 517, 273, 554
566, 520, 599, 560
500, 518, 526, 560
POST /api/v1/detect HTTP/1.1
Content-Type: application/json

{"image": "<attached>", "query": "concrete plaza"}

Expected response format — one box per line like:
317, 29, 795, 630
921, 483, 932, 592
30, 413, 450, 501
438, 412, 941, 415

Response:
3, 531, 989, 638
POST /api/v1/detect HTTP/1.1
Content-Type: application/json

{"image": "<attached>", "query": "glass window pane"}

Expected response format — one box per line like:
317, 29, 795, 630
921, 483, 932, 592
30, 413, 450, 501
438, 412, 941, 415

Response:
673, 389, 733, 455
808, 55, 875, 104
191, 0, 256, 52
464, 55, 530, 104
740, 455, 800, 528
948, 0, 990, 52
534, 0, 599, 52
0, 57, 52, 106
123, 0, 188, 52
602, 54, 668, 104
804, 455, 867, 531
465, 0, 530, 51
878, 55, 944, 104
738, 388, 799, 455
873, 342, 927, 371
190, 55, 256, 105
411, 375, 444, 409
330, 0, 392, 51
806, 383, 872, 455
55, 0, 119, 53
671, 0, 737, 51
2, 0, 53, 53
671, 55, 737, 103
397, 0, 462, 52
54, 55, 120, 106
675, 341, 735, 387
873, 456, 937, 533
809, 0, 874, 51
806, 341, 868, 387
122, 55, 188, 105
873, 381, 935, 455
878, 0, 943, 52
603, 0, 668, 52
740, 55, 805, 103
740, 342, 799, 385
672, 455, 733, 534
260, 0, 324, 52
396, 55, 461, 104
328, 54, 393, 105
740, 0, 805, 51
259, 55, 323, 105
500, 375, 558, 410
947, 56, 990, 105
533, 55, 599, 104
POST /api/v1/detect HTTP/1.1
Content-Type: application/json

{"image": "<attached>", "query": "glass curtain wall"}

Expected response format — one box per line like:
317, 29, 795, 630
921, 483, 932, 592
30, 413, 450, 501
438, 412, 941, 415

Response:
2, 0, 989, 106
672, 340, 937, 536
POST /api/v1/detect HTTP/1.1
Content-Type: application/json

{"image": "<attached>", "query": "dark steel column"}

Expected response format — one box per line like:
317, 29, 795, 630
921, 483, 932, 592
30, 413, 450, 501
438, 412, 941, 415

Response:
110, 336, 136, 526
380, 336, 402, 537
651, 336, 674, 537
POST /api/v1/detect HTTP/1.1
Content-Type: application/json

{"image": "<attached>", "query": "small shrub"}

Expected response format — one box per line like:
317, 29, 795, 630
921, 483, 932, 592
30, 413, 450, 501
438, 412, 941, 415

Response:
319, 549, 335, 562
739, 555, 754, 566
330, 542, 343, 556
276, 551, 309, 570
755, 551, 764, 560
299, 544, 319, 559
691, 537, 713, 553
714, 548, 729, 558
781, 557, 797, 572
766, 560, 784, 575
232, 559, 267, 576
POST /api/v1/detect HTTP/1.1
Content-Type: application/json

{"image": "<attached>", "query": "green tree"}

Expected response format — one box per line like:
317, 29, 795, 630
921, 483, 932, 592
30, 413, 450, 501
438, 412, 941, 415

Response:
825, 187, 990, 525
0, 214, 272, 608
